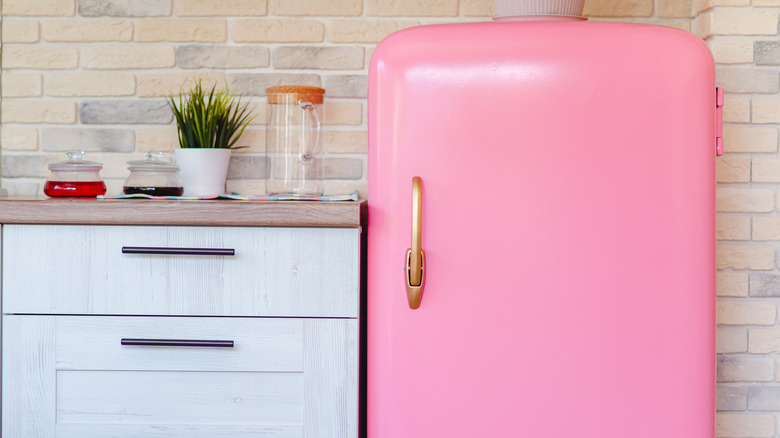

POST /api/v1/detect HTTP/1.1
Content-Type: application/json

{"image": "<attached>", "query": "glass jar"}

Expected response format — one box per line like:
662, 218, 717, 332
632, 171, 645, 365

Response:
44, 151, 107, 198
266, 85, 324, 196
123, 151, 183, 196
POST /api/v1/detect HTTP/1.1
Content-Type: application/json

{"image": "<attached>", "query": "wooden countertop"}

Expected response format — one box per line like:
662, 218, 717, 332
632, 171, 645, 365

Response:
0, 197, 366, 228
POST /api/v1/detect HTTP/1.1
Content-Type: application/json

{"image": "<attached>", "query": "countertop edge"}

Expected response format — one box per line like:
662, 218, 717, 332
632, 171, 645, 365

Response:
0, 198, 367, 228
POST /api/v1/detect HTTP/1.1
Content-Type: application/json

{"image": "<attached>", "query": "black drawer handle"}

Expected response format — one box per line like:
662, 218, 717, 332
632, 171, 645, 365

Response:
122, 247, 235, 256
121, 338, 235, 348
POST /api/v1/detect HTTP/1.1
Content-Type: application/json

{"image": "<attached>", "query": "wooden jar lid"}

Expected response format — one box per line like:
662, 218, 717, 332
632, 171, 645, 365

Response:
266, 86, 325, 104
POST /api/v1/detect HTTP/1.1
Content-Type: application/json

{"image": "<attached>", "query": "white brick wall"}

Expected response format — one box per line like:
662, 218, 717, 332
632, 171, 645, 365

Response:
707, 0, 780, 433
1, 2, 778, 436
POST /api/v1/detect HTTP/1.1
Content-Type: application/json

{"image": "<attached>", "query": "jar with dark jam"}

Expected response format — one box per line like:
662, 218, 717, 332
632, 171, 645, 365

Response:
44, 151, 107, 198
123, 151, 184, 196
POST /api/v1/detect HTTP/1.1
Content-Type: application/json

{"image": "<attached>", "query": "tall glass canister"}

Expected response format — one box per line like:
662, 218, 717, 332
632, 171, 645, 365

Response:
265, 86, 325, 196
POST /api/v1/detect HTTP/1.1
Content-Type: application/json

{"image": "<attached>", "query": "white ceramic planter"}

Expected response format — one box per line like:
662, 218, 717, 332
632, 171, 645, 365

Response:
494, 0, 585, 17
174, 148, 231, 197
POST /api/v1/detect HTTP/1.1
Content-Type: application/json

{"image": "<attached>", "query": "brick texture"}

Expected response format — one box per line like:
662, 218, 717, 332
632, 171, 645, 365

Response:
43, 20, 133, 42
717, 356, 775, 382
327, 20, 419, 43
231, 19, 325, 43
2, 74, 43, 97
3, 0, 74, 16
716, 68, 779, 94
716, 244, 775, 270
323, 75, 368, 98
227, 155, 269, 179
752, 98, 780, 124
82, 46, 176, 69
271, 0, 361, 17
2, 47, 79, 70
2, 20, 40, 43
723, 125, 778, 153
718, 386, 748, 411
326, 130, 368, 153
754, 217, 780, 240
78, 0, 171, 17
228, 73, 322, 96
718, 327, 748, 353
657, 0, 692, 18
718, 272, 750, 297
750, 274, 780, 297
755, 41, 780, 65
710, 39, 754, 64
460, 0, 494, 16
717, 156, 750, 183
753, 159, 780, 183
1, 155, 49, 178
1, 127, 38, 151
79, 100, 172, 125
177, 46, 270, 69
323, 158, 363, 179
273, 46, 364, 70
135, 19, 226, 42
717, 188, 775, 213
174, 0, 267, 16
748, 329, 780, 353
712, 9, 779, 35
323, 102, 363, 125
365, 0, 458, 17
46, 74, 135, 97
717, 300, 777, 324
137, 73, 226, 97
722, 96, 751, 123
583, 0, 653, 17
716, 414, 776, 437
41, 128, 135, 152
2, 101, 76, 124
136, 129, 179, 152
748, 387, 780, 410
717, 215, 750, 241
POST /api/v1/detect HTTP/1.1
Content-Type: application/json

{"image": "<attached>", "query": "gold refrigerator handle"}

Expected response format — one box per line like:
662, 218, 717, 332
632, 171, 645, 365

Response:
405, 176, 425, 309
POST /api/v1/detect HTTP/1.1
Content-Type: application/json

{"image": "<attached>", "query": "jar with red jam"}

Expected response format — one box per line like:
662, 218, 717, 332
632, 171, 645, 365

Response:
43, 151, 107, 198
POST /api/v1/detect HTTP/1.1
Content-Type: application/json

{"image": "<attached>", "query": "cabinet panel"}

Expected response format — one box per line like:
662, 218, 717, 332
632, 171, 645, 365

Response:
55, 317, 303, 372
3, 225, 359, 317
57, 371, 303, 424
2, 315, 358, 438
55, 425, 302, 438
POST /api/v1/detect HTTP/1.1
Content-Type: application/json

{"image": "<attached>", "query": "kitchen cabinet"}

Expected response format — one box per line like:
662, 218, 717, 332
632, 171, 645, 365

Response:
0, 198, 365, 438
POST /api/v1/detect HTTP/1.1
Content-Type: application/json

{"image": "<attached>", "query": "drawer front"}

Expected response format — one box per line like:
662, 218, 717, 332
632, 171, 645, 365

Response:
2, 315, 358, 438
3, 225, 359, 317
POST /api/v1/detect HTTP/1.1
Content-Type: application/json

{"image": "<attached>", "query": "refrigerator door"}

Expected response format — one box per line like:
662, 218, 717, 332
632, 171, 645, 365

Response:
368, 20, 715, 438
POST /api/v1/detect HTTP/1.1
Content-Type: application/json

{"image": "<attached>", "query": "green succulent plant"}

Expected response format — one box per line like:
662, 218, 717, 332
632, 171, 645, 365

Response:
169, 80, 254, 149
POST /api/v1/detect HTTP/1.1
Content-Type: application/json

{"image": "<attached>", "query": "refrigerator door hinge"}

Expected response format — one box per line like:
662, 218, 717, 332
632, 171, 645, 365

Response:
716, 87, 724, 156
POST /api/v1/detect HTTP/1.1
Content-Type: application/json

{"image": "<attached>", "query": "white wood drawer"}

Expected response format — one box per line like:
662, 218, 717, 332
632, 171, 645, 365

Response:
3, 224, 360, 317
2, 315, 358, 438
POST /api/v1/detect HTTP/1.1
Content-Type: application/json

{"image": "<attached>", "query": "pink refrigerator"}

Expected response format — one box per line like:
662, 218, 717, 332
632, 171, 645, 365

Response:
367, 14, 718, 438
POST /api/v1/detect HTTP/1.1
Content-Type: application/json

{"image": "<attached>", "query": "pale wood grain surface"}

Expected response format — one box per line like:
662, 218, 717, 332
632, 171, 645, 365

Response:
4, 225, 360, 317
4, 315, 358, 437
0, 197, 365, 228
2, 316, 56, 437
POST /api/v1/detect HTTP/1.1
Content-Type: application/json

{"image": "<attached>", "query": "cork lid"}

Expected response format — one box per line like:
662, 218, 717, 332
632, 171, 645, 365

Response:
266, 86, 325, 104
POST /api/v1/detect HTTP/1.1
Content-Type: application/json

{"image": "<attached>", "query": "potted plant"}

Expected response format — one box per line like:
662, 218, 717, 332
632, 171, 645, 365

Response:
169, 80, 254, 196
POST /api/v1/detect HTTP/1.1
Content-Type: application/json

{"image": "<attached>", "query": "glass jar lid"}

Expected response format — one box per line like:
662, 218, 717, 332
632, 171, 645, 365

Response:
127, 151, 179, 172
48, 151, 103, 172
